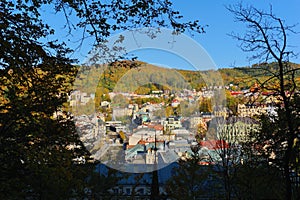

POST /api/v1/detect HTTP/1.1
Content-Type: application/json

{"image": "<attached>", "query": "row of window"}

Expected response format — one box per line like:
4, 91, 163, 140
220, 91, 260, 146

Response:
112, 187, 147, 195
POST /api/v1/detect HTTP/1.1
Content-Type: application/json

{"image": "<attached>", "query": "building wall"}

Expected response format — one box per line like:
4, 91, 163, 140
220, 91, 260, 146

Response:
217, 121, 259, 143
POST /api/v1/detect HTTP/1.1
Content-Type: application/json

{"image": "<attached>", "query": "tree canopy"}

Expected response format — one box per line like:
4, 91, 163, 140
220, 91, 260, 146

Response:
0, 0, 204, 199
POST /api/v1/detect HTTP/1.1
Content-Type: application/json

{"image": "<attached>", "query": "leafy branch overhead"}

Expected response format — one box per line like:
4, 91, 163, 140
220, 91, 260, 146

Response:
54, 0, 205, 43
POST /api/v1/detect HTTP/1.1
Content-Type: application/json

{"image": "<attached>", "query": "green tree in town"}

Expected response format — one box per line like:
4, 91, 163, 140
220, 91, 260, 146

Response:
165, 106, 174, 117
199, 98, 212, 113
225, 90, 242, 115
135, 86, 151, 95
112, 93, 128, 108
196, 121, 207, 142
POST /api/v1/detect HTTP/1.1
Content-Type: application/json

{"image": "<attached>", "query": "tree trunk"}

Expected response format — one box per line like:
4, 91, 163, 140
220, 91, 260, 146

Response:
278, 61, 294, 200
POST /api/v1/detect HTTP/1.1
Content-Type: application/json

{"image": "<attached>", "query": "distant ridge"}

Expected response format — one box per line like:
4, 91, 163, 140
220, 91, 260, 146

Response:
74, 60, 300, 93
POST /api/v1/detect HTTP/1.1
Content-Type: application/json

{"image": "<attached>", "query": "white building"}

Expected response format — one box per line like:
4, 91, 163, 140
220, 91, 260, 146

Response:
162, 117, 182, 131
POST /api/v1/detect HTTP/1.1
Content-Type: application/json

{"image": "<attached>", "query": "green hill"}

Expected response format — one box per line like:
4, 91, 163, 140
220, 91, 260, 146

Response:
73, 60, 300, 94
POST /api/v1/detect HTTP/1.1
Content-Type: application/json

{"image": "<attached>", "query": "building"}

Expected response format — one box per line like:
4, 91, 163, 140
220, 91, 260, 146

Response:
133, 111, 151, 125
112, 107, 132, 118
100, 100, 111, 108
201, 112, 214, 122
237, 104, 268, 117
162, 116, 182, 131
94, 162, 179, 198
213, 106, 231, 118
208, 117, 260, 143
94, 161, 225, 199
171, 99, 180, 107
68, 90, 95, 106
146, 148, 158, 164
189, 116, 203, 129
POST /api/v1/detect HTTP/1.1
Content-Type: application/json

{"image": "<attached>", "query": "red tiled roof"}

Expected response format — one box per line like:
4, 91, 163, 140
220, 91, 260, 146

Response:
230, 91, 243, 95
146, 123, 163, 131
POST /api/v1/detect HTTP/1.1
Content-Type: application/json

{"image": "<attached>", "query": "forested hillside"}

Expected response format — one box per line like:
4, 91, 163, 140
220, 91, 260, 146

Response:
74, 60, 300, 93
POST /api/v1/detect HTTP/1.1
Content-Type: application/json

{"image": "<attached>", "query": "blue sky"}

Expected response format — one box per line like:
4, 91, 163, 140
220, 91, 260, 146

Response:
42, 0, 300, 70
161, 0, 300, 69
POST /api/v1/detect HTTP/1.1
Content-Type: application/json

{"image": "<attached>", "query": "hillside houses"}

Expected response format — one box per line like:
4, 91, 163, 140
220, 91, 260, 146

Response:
69, 90, 95, 106
70, 83, 283, 177
237, 103, 277, 117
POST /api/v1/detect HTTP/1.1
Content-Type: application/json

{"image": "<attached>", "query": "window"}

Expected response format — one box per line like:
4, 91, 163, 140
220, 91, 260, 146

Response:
137, 188, 145, 195
125, 188, 131, 195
